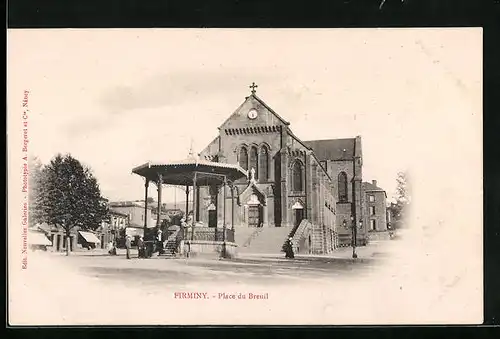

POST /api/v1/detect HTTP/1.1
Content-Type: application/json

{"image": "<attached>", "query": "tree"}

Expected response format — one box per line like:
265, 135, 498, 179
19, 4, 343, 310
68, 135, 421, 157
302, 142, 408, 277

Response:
28, 156, 46, 227
389, 171, 411, 229
40, 154, 109, 255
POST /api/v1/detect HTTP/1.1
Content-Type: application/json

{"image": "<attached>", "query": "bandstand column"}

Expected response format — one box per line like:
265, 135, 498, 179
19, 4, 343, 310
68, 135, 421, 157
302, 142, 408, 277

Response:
222, 176, 227, 257
191, 172, 197, 240
144, 178, 150, 233
185, 185, 189, 218
156, 174, 163, 228
230, 184, 235, 229
223, 177, 227, 232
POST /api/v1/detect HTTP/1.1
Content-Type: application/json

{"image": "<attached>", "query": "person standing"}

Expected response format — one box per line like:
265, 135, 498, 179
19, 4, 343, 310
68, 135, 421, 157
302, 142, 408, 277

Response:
108, 240, 117, 255
156, 229, 163, 255
137, 236, 145, 258
284, 237, 295, 259
125, 235, 132, 259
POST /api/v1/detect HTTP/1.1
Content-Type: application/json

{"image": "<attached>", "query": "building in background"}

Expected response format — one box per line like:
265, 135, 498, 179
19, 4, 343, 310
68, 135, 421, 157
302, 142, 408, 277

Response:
28, 226, 52, 251
35, 223, 100, 252
362, 180, 389, 241
94, 210, 130, 249
109, 201, 156, 245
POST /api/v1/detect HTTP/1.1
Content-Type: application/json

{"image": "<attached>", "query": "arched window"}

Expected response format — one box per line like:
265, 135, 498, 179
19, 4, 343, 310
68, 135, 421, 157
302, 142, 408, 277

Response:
259, 146, 269, 181
249, 146, 258, 179
292, 161, 303, 191
239, 147, 248, 170
338, 172, 348, 202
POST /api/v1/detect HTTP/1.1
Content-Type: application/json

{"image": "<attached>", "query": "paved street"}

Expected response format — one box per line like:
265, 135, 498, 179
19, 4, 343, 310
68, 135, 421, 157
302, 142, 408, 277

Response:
9, 229, 482, 325
58, 239, 391, 288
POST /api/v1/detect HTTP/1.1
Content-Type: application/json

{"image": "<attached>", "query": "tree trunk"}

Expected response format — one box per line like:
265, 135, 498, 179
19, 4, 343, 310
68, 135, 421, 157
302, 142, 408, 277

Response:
66, 230, 71, 256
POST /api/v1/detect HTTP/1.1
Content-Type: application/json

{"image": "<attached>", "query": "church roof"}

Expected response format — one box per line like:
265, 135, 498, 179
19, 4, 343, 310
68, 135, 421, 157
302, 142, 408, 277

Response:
218, 93, 290, 129
303, 138, 356, 161
362, 182, 387, 197
250, 94, 290, 126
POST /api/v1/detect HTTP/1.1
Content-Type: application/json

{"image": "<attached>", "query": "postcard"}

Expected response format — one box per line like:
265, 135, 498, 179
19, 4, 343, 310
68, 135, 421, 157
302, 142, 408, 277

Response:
7, 28, 483, 325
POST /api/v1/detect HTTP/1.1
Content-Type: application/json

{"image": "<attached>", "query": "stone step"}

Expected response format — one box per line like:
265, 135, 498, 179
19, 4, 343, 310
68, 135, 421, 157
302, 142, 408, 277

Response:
238, 227, 293, 254
234, 227, 261, 247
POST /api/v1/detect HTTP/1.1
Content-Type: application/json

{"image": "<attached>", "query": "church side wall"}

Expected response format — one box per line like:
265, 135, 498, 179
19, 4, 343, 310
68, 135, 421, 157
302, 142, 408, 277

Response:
199, 136, 220, 160
326, 159, 366, 245
326, 160, 354, 202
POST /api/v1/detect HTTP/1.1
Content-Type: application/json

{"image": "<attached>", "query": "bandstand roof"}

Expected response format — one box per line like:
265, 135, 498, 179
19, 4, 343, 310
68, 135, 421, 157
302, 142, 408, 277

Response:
132, 158, 248, 186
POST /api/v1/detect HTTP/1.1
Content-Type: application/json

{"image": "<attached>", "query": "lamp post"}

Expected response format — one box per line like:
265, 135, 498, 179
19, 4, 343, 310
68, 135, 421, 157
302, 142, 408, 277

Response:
343, 216, 363, 259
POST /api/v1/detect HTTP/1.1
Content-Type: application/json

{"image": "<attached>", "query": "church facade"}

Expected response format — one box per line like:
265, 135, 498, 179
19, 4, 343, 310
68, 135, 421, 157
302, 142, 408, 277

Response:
197, 87, 368, 253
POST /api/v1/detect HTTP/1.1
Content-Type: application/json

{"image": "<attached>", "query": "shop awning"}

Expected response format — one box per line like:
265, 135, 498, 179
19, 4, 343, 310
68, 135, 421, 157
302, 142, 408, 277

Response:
28, 231, 52, 246
79, 231, 101, 243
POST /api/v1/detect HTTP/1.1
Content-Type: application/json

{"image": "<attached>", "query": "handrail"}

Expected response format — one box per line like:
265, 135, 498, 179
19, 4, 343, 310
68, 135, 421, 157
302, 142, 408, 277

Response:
284, 219, 312, 252
183, 227, 235, 242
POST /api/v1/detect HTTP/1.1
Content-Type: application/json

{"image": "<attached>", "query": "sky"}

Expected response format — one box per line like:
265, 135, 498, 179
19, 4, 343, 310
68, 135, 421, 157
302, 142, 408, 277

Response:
8, 28, 482, 205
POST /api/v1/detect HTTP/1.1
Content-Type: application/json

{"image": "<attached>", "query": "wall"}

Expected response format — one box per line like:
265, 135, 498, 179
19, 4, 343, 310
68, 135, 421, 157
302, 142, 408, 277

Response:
365, 191, 388, 232
326, 160, 354, 203
46, 230, 78, 252
110, 204, 154, 228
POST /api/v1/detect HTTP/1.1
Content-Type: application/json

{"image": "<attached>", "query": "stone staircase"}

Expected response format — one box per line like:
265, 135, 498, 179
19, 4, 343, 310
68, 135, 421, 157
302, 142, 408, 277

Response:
288, 219, 313, 254
237, 227, 293, 254
234, 227, 260, 248
159, 229, 181, 256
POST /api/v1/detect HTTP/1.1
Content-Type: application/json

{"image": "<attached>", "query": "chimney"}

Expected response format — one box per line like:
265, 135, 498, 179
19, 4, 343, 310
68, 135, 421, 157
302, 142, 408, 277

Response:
372, 180, 377, 186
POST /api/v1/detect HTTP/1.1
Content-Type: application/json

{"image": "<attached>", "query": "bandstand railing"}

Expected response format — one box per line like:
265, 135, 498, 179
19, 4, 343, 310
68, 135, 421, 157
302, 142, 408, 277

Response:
183, 227, 235, 243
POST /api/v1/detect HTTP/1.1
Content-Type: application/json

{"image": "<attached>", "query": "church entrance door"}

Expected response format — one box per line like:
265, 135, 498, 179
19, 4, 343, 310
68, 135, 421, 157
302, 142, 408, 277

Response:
248, 205, 262, 227
294, 209, 304, 227
208, 210, 217, 228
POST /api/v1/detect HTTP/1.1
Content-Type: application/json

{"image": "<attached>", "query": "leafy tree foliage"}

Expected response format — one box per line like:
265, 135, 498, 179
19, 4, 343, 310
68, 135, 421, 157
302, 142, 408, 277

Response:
28, 156, 46, 227
389, 171, 411, 229
33, 154, 109, 255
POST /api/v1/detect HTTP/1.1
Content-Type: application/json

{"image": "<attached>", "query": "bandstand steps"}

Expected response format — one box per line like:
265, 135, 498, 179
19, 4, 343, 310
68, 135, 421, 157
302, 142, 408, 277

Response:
238, 227, 293, 254
164, 240, 177, 254
159, 230, 181, 256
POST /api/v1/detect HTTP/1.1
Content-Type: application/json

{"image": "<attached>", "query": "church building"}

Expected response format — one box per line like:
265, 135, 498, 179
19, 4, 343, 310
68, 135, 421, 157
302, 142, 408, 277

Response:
197, 84, 368, 253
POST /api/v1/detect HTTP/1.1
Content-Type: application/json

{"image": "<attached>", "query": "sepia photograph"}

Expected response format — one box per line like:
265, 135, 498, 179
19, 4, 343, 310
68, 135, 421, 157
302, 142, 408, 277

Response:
7, 28, 483, 325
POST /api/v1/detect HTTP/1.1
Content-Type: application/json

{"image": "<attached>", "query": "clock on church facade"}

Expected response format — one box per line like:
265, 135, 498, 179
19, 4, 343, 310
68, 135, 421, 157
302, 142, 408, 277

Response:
247, 109, 258, 120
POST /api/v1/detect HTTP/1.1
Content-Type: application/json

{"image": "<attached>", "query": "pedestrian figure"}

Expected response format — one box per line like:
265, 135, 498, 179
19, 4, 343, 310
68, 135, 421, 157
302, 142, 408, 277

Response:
107, 240, 117, 256
284, 237, 295, 259
125, 235, 132, 259
137, 236, 145, 258
156, 229, 164, 256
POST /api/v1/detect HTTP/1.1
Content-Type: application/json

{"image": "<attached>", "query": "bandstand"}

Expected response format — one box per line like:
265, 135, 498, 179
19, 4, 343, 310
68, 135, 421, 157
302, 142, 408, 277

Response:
131, 155, 247, 259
